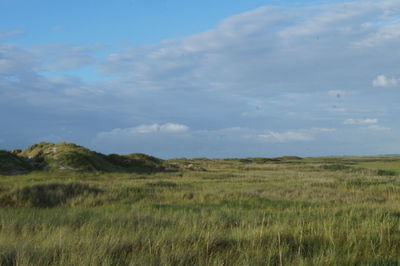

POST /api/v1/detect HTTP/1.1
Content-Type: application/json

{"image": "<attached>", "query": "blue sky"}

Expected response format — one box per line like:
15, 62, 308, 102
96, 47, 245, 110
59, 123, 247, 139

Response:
1, 0, 400, 158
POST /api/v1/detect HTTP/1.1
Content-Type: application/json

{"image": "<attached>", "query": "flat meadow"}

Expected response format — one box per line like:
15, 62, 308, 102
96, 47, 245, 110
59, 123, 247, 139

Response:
1, 156, 400, 265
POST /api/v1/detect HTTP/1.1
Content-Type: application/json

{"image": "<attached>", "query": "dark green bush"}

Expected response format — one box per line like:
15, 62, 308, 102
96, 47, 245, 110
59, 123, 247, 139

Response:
376, 169, 397, 176
321, 164, 351, 171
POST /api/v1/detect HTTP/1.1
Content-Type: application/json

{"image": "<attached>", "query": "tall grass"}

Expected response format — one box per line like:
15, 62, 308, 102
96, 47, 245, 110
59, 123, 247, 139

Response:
0, 157, 400, 265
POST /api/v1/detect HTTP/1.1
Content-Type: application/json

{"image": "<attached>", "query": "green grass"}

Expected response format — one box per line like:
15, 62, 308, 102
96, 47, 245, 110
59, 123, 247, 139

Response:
354, 160, 400, 175
1, 155, 400, 265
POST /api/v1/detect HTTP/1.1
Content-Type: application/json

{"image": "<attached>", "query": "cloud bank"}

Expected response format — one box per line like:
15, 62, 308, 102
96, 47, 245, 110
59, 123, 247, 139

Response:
344, 118, 378, 125
1, 0, 400, 157
372, 75, 398, 87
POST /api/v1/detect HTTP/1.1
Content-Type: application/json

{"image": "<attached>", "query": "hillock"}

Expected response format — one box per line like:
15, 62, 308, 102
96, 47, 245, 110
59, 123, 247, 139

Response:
0, 150, 32, 174
11, 142, 166, 173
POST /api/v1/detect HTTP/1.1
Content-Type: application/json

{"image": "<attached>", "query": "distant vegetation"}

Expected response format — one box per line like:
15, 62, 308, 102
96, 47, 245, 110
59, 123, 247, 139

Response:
1, 143, 400, 264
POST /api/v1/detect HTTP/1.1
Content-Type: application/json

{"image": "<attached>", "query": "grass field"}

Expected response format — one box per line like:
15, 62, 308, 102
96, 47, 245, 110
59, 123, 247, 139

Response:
1, 156, 400, 265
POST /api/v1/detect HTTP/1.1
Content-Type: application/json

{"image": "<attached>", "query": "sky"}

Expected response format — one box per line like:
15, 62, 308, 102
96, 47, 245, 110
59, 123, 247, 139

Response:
1, 0, 400, 158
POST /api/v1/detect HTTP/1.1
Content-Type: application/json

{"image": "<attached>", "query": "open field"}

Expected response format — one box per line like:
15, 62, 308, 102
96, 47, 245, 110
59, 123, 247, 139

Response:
1, 155, 400, 265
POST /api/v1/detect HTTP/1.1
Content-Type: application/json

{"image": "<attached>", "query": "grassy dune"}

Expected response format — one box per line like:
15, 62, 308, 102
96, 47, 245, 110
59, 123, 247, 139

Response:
1, 156, 400, 265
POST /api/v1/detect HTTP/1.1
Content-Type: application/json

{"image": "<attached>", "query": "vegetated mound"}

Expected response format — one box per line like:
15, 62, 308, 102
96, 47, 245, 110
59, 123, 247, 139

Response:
0, 183, 102, 207
19, 142, 165, 173
0, 150, 32, 175
107, 153, 166, 172
19, 142, 118, 172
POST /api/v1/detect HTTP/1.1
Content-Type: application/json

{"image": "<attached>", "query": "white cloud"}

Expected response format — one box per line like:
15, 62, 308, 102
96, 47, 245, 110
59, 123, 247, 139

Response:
99, 0, 400, 99
99, 123, 189, 136
258, 127, 336, 143
133, 124, 161, 134
135, 123, 189, 133
344, 118, 378, 125
372, 75, 398, 87
258, 131, 314, 143
355, 24, 400, 47
160, 123, 189, 133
